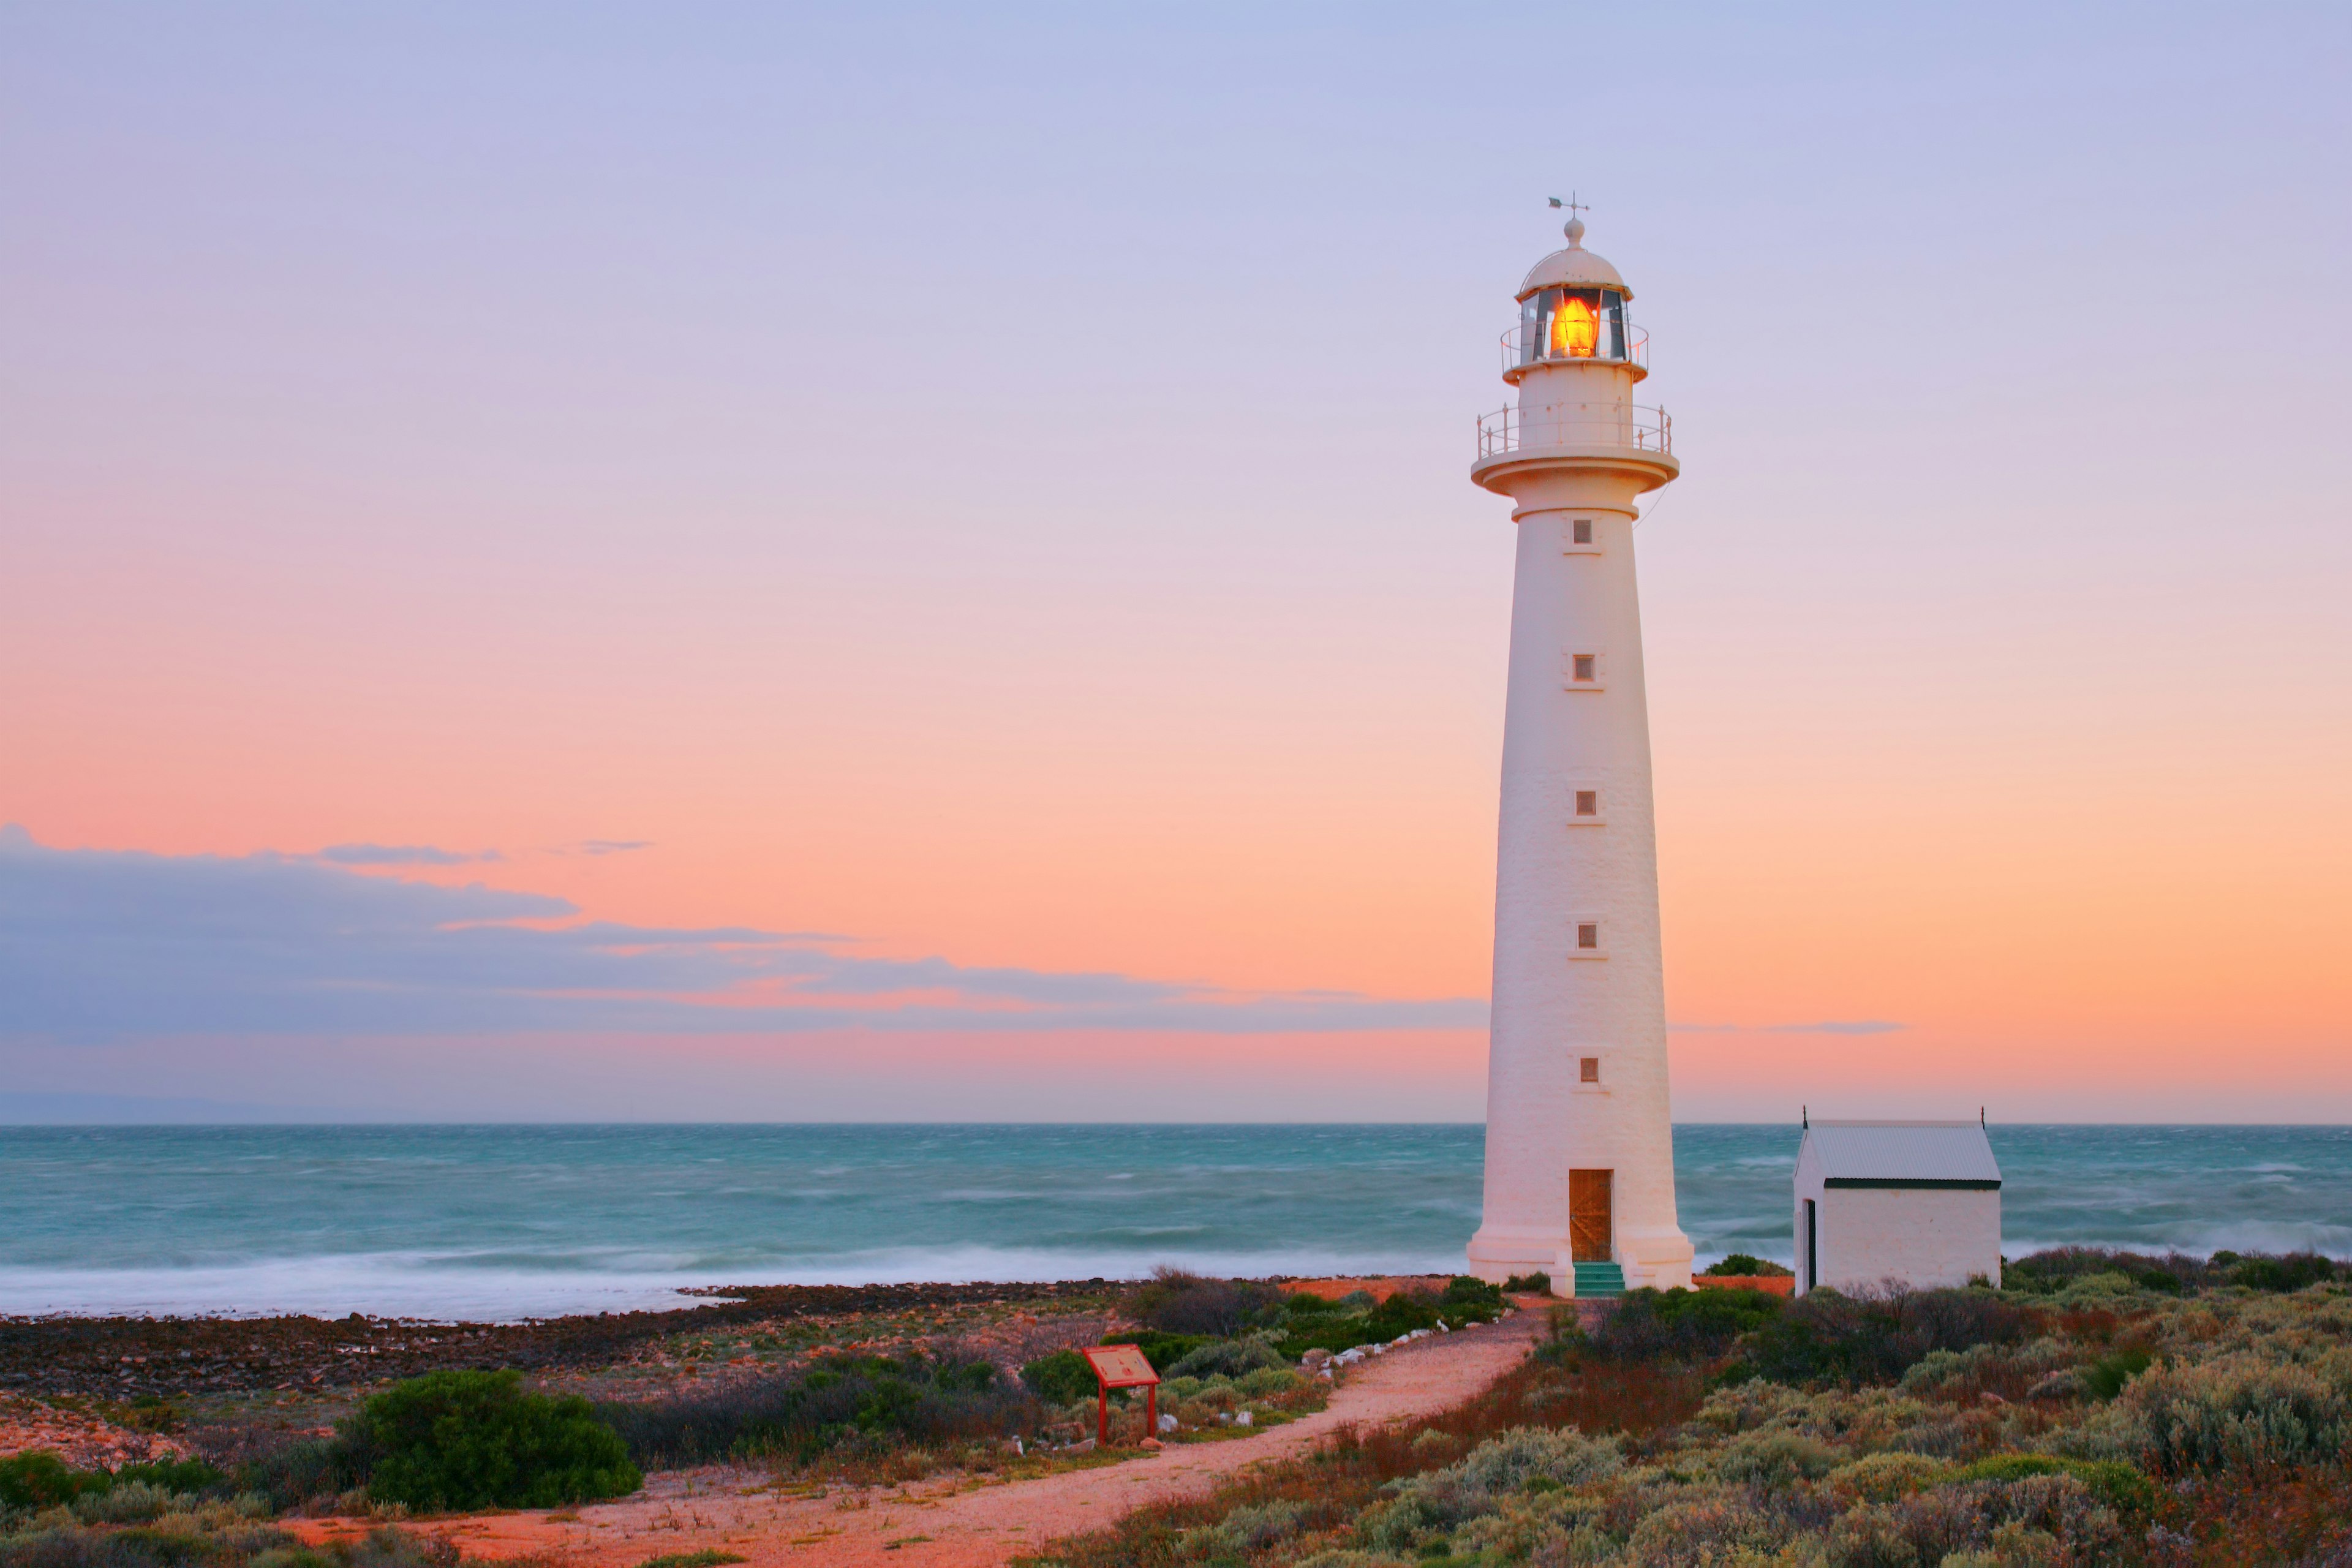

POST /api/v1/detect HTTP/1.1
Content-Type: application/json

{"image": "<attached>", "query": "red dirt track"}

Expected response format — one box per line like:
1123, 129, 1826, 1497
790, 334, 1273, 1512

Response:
288, 1308, 1546, 1568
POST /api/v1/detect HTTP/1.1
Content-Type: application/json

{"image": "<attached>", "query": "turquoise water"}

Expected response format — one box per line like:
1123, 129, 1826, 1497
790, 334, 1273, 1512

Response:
1, 1124, 2345, 1320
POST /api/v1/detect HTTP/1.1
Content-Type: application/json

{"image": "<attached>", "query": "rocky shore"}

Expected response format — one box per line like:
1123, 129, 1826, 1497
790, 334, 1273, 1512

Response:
0, 1280, 1115, 1402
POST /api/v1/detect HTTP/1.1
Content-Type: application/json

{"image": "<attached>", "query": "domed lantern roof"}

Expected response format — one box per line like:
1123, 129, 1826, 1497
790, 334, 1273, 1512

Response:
1509, 217, 1642, 374
1519, 218, 1630, 299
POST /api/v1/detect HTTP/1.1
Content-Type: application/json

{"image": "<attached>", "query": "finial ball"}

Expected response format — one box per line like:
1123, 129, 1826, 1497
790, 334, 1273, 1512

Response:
1564, 217, 1586, 246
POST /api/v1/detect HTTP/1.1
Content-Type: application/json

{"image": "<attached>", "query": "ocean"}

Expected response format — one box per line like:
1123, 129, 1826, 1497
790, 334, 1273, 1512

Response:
2, 1124, 2346, 1321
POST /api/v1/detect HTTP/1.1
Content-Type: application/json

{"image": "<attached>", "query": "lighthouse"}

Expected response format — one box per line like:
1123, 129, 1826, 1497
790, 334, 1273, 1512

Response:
1464, 211, 1694, 1297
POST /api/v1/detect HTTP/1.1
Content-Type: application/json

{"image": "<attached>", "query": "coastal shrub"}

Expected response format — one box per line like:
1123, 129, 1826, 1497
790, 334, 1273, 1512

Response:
1732, 1287, 2033, 1387
71, 1481, 184, 1525
1825, 1450, 1952, 1504
1501, 1273, 1549, 1294
1164, 1337, 1285, 1380
234, 1437, 366, 1513
1702, 1253, 1793, 1277
1019, 1350, 1098, 1406
1234, 1367, 1303, 1398
0, 1456, 232, 1518
1589, 1285, 1781, 1363
1441, 1276, 1504, 1309
2002, 1245, 2218, 1295
0, 1516, 456, 1568
633, 1553, 747, 1568
1363, 1292, 1441, 1340
2080, 1346, 2153, 1401
1188, 1498, 1308, 1556
1280, 1291, 1341, 1316
107, 1463, 224, 1499
2123, 1353, 2352, 1474
1121, 1268, 1279, 1337
1359, 1427, 1623, 1551
1951, 1453, 2156, 1517
1098, 1329, 1214, 1373
2233, 1251, 2340, 1292
601, 1352, 1042, 1470
350, 1370, 639, 1509
0, 1454, 111, 1510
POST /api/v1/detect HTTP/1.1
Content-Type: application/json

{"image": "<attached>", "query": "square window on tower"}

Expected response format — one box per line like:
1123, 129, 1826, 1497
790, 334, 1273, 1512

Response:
1580, 1056, 1601, 1083
1575, 790, 1599, 817
1572, 519, 1593, 545
1572, 654, 1597, 683
1577, 922, 1600, 949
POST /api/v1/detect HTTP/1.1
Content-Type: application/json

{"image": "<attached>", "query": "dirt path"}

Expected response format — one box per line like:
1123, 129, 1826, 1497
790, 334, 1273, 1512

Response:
304, 1309, 1547, 1568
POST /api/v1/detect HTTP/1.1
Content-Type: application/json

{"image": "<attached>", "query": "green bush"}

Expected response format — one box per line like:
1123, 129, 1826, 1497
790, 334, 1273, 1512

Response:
2232, 1253, 2339, 1292
1364, 1293, 1441, 1340
1020, 1349, 1098, 1405
1121, 1268, 1281, 1336
1441, 1276, 1504, 1308
1729, 1287, 2032, 1387
115, 1460, 227, 1496
1099, 1330, 1213, 1373
0, 1452, 110, 1509
1591, 1285, 1782, 1363
1702, 1254, 1793, 1277
2125, 1355, 2352, 1476
1280, 1291, 1341, 1316
1952, 1453, 2156, 1517
603, 1352, 1038, 1469
348, 1369, 640, 1510
1501, 1273, 1550, 1294
2081, 1348, 2153, 1401
1164, 1338, 1286, 1379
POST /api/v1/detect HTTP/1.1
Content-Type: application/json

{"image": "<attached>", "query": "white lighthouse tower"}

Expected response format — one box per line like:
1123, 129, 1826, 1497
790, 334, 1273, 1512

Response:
1464, 211, 1694, 1297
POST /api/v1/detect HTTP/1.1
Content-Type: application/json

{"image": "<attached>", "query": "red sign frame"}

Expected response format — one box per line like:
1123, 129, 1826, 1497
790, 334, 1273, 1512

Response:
1080, 1344, 1162, 1448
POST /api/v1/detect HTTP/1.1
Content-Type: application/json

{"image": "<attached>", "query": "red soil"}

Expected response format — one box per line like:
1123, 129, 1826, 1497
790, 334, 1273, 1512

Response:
0, 1395, 191, 1470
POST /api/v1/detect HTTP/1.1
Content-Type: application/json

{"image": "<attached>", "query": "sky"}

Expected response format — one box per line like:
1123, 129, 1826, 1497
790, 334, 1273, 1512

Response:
3, 1, 2348, 1122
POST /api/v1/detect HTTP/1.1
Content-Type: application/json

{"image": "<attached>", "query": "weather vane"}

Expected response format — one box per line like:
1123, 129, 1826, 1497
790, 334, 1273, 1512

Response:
1548, 192, 1589, 221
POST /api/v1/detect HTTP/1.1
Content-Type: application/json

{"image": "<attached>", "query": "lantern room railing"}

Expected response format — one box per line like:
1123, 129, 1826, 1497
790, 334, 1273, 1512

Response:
1476, 404, 1672, 460
1500, 322, 1649, 375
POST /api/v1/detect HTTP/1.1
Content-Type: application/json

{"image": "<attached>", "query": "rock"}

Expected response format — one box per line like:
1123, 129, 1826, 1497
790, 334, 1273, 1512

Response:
1157, 1412, 1178, 1433
1235, 1410, 1253, 1426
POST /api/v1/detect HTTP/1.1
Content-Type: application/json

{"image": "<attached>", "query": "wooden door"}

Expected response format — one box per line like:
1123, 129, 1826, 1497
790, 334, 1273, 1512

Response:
1569, 1169, 1613, 1262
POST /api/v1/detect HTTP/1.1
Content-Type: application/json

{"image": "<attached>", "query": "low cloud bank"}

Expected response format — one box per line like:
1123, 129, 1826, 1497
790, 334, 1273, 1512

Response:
0, 827, 1482, 1042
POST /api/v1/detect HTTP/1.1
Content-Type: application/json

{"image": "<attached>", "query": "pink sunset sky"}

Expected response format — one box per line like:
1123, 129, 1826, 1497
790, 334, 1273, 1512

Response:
4, 4, 2348, 1121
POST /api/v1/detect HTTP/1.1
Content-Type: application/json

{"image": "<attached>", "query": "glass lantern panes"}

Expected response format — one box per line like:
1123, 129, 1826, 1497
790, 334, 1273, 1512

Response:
1518, 288, 1629, 365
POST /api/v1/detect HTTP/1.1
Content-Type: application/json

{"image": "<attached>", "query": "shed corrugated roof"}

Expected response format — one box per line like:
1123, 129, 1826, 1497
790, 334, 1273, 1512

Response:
1804, 1121, 2002, 1184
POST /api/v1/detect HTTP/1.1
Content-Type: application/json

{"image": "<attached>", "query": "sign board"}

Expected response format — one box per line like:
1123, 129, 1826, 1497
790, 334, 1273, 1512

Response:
1081, 1344, 1160, 1388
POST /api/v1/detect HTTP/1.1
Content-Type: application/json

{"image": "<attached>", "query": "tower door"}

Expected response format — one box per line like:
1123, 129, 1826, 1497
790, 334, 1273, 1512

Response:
1569, 1169, 1613, 1261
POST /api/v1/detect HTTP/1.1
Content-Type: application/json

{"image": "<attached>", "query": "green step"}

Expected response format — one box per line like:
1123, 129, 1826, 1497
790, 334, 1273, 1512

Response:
1572, 1262, 1626, 1298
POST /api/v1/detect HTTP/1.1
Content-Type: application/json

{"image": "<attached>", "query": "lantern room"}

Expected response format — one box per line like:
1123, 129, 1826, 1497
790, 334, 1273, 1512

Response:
1505, 217, 1648, 381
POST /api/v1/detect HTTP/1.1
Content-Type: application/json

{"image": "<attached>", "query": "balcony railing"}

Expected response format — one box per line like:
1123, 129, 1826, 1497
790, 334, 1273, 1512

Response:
1476, 404, 1673, 460
1501, 321, 1649, 375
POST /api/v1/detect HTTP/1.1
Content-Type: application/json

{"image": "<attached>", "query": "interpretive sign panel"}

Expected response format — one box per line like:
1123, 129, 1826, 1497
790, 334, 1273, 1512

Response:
1081, 1344, 1159, 1387
1079, 1344, 1161, 1446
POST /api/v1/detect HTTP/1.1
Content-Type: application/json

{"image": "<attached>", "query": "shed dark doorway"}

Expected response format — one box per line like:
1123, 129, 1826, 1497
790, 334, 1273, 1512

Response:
1804, 1197, 1818, 1292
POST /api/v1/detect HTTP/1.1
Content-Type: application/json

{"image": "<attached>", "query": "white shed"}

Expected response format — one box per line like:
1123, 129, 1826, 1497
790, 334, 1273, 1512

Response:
1793, 1120, 2002, 1295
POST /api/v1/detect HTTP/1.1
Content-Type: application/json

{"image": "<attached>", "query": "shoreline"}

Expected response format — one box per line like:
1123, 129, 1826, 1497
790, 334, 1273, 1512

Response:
0, 1280, 1135, 1403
